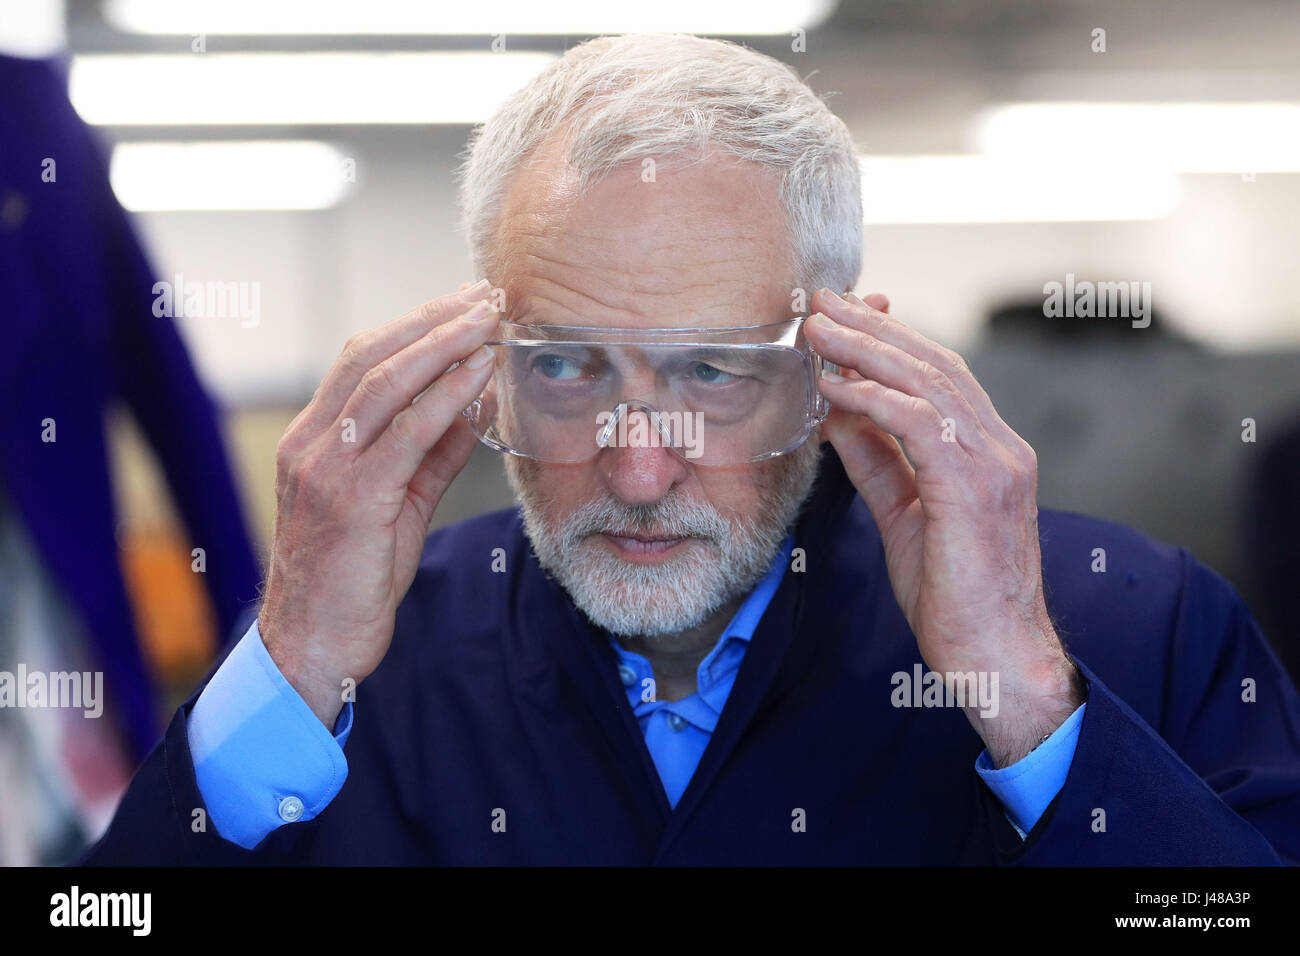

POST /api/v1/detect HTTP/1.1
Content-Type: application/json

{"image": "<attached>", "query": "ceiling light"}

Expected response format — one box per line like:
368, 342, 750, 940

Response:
861, 155, 1181, 224
104, 0, 836, 36
110, 140, 354, 210
978, 102, 1300, 173
71, 52, 557, 125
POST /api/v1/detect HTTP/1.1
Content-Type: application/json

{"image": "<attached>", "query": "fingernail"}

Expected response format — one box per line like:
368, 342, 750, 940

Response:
464, 300, 494, 321
463, 346, 494, 369
845, 292, 865, 306
820, 368, 846, 383
810, 312, 837, 330
462, 278, 492, 298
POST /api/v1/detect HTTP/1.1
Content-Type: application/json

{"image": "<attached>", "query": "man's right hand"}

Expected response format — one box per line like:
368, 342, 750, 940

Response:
258, 281, 499, 727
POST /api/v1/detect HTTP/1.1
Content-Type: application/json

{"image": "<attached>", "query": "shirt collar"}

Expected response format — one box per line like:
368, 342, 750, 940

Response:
608, 533, 795, 708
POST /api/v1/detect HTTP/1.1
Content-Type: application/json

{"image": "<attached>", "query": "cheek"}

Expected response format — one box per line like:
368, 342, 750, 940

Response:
692, 465, 767, 521
527, 461, 603, 515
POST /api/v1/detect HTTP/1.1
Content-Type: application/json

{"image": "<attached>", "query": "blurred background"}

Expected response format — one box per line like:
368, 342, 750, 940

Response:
0, 0, 1297, 862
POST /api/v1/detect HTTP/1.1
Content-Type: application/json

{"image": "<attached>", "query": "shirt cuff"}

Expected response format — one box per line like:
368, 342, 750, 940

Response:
187, 618, 352, 849
975, 703, 1086, 838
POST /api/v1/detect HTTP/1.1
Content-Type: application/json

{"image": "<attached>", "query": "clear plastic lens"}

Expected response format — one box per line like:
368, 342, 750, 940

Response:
464, 320, 823, 465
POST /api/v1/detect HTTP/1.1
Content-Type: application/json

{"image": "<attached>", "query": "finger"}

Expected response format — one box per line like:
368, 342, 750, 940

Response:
303, 281, 494, 433
805, 312, 991, 454
815, 288, 1012, 441
816, 371, 973, 476
358, 346, 496, 491
404, 417, 481, 532
333, 300, 499, 452
859, 292, 890, 314
821, 406, 919, 534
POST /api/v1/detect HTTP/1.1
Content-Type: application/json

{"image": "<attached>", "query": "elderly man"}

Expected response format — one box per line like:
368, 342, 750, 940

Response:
85, 33, 1300, 865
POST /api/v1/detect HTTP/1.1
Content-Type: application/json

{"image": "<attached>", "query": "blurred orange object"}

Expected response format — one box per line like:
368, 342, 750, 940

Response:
119, 525, 219, 684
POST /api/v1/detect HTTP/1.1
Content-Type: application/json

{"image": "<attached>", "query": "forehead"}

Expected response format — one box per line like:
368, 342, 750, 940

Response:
491, 140, 795, 331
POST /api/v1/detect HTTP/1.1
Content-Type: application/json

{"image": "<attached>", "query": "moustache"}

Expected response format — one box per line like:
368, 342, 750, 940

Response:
561, 494, 729, 546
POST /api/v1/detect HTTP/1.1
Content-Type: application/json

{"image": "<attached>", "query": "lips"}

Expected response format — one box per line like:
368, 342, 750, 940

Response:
597, 531, 691, 561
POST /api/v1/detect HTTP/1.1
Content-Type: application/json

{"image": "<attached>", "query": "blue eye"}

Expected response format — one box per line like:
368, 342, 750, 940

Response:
692, 363, 737, 385
535, 354, 583, 380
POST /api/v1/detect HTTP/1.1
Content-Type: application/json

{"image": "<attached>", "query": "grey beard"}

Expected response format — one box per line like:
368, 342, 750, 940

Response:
505, 441, 822, 640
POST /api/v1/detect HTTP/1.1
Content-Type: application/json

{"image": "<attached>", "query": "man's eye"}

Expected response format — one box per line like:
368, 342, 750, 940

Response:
534, 354, 584, 380
691, 362, 738, 385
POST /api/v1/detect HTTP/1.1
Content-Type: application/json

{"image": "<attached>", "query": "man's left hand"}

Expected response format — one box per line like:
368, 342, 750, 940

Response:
804, 288, 1084, 767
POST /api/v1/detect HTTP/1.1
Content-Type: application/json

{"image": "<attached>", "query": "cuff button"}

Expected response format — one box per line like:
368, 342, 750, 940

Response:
278, 795, 305, 823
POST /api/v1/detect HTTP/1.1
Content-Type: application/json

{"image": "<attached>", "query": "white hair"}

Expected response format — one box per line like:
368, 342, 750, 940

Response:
456, 32, 863, 295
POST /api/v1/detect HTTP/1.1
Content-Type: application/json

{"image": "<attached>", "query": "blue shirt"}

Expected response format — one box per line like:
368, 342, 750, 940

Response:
608, 537, 798, 809
188, 534, 1084, 849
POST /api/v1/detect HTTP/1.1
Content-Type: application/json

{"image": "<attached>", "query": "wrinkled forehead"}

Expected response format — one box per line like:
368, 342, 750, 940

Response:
490, 142, 798, 331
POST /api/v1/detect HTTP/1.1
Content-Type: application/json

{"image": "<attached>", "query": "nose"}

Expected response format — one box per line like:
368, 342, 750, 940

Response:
597, 407, 691, 506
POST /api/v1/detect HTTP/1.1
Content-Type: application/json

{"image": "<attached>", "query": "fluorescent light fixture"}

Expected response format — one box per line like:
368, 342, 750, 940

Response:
110, 141, 353, 210
0, 0, 65, 56
105, 0, 836, 35
978, 103, 1300, 173
70, 52, 557, 125
860, 155, 1181, 224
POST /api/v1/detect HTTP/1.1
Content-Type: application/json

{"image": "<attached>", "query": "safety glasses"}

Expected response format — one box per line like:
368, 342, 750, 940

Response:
463, 318, 831, 466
